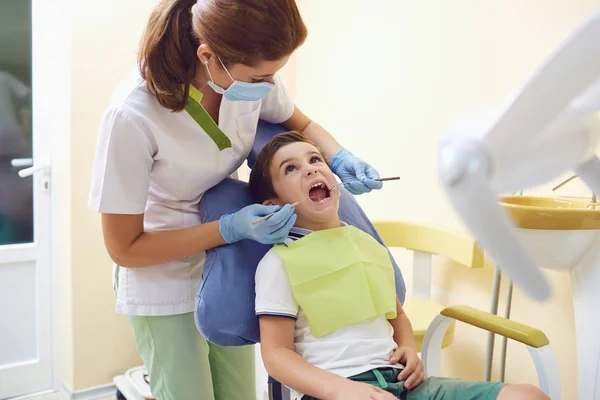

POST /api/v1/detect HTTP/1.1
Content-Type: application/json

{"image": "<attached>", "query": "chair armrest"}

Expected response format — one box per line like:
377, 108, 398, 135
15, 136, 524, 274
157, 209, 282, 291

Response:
441, 305, 549, 348
422, 305, 561, 398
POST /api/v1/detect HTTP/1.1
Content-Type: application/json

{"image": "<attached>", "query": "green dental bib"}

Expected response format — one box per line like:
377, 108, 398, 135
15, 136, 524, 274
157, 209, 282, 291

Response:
273, 225, 397, 337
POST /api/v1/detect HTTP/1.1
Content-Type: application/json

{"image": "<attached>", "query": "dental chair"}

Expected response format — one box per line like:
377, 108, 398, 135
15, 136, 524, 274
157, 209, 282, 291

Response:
115, 120, 560, 400
192, 120, 561, 400
195, 121, 560, 400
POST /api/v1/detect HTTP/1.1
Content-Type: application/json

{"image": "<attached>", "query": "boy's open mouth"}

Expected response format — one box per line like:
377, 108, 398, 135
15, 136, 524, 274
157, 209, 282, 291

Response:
308, 181, 331, 202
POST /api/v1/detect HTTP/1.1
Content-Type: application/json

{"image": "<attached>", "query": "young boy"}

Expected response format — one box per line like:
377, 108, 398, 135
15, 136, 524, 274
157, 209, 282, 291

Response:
249, 131, 550, 400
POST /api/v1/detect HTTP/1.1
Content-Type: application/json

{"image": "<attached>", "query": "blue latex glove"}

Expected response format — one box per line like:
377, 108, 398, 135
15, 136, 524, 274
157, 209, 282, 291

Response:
219, 203, 297, 245
329, 148, 383, 195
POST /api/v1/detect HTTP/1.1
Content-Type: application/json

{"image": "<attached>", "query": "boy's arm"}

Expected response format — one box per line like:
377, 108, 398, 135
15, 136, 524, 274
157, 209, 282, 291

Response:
387, 297, 425, 390
259, 316, 351, 399
255, 250, 349, 398
389, 297, 417, 350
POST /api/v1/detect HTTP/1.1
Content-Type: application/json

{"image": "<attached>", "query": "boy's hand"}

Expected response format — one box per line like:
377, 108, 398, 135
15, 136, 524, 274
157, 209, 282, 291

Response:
331, 381, 396, 400
390, 345, 425, 390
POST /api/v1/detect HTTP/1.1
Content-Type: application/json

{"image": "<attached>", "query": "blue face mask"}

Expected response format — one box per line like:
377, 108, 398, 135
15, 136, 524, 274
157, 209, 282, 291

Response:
204, 57, 274, 102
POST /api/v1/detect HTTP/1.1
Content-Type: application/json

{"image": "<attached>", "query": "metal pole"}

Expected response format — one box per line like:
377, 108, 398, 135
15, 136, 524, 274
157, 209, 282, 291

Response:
485, 267, 502, 381
499, 280, 514, 382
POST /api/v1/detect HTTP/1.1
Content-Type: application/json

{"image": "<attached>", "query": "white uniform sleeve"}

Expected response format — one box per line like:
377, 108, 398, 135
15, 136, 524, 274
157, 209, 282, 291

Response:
259, 73, 295, 124
88, 107, 156, 214
255, 248, 298, 319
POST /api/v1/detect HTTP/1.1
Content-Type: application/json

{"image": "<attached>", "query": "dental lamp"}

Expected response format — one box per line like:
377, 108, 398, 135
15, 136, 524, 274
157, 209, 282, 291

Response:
438, 11, 600, 301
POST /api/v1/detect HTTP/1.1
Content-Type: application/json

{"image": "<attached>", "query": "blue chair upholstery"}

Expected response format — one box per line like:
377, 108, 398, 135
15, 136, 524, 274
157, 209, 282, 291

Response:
247, 120, 291, 169
194, 177, 272, 345
194, 121, 407, 347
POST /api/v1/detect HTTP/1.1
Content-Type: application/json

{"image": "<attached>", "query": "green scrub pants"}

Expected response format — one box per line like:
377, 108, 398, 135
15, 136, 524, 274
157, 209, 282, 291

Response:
128, 312, 256, 400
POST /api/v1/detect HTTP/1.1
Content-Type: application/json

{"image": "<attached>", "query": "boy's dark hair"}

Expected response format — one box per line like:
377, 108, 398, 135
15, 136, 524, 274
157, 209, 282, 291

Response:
249, 131, 324, 203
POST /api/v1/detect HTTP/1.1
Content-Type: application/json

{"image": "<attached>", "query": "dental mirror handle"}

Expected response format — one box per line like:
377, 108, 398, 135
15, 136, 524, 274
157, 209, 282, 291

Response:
374, 176, 400, 182
331, 176, 401, 190
252, 201, 302, 225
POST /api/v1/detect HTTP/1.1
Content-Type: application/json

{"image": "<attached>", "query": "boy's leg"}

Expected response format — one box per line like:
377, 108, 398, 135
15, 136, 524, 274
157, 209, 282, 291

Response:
208, 342, 256, 400
496, 384, 550, 400
406, 377, 550, 400
405, 377, 504, 400
127, 313, 216, 400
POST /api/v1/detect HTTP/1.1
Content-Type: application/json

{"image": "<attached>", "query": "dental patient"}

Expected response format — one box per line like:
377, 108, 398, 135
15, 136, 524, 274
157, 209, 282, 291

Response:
249, 131, 550, 400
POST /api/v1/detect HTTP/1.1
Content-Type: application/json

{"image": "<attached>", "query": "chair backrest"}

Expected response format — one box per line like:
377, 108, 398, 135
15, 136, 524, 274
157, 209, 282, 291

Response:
373, 221, 484, 300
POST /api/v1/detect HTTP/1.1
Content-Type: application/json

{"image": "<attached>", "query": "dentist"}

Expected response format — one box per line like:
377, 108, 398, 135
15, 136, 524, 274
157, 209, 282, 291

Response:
88, 0, 381, 399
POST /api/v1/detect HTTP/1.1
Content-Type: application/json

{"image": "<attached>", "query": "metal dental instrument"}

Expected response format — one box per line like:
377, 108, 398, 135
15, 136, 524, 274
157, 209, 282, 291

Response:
252, 176, 400, 225
329, 176, 400, 191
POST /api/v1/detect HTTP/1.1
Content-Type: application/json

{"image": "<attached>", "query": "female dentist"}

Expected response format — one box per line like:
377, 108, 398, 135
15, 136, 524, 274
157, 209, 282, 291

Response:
89, 0, 382, 399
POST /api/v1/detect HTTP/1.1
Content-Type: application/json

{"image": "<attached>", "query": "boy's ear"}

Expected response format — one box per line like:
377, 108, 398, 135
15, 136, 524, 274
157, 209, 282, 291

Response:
263, 199, 278, 206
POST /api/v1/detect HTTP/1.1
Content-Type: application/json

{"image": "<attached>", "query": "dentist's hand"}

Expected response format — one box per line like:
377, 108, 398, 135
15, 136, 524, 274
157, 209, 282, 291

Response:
219, 203, 297, 245
329, 148, 383, 195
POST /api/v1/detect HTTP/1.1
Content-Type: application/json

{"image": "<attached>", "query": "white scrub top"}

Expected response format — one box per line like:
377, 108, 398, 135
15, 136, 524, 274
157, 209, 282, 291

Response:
88, 68, 294, 316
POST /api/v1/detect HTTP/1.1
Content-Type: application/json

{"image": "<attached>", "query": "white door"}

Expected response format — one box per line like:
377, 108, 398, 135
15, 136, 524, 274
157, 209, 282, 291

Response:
0, 0, 53, 397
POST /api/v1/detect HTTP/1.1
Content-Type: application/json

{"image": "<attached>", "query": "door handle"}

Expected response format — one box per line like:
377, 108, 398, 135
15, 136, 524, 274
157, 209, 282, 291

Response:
10, 158, 33, 168
15, 159, 51, 191
18, 163, 51, 178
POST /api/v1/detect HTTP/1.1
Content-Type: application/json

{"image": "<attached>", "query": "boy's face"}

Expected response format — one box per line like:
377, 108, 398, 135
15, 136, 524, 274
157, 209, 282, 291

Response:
266, 141, 340, 229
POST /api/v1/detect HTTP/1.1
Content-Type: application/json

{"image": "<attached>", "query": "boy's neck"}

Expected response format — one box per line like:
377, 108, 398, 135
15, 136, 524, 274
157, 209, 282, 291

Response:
294, 215, 342, 232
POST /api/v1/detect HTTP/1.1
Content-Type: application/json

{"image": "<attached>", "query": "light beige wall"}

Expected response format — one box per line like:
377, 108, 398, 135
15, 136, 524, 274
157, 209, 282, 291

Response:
290, 1, 600, 398
66, 0, 157, 390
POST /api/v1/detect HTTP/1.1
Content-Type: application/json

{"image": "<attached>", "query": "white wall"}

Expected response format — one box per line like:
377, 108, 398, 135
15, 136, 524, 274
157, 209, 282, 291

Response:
287, 1, 600, 398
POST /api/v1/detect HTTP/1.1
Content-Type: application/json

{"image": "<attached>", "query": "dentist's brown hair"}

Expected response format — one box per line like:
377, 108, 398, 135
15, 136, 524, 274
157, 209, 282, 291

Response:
138, 0, 307, 112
